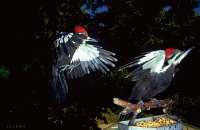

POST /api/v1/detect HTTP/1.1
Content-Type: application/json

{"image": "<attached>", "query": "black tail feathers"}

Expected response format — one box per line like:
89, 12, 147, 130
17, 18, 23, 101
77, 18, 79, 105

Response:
49, 65, 68, 105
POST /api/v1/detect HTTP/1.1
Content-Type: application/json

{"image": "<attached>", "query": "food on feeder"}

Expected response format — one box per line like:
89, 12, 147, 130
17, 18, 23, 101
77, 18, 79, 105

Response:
135, 117, 176, 128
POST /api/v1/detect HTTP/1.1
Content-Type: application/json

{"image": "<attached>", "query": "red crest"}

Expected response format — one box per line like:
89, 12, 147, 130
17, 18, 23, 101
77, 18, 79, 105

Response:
165, 48, 175, 60
74, 25, 88, 36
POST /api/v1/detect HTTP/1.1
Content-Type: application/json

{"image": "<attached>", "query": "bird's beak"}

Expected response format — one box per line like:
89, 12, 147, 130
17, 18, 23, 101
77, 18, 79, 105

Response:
174, 47, 194, 65
86, 37, 98, 42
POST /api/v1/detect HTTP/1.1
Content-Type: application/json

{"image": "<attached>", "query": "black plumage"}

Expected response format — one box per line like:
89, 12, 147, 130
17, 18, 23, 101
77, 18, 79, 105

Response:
49, 26, 117, 104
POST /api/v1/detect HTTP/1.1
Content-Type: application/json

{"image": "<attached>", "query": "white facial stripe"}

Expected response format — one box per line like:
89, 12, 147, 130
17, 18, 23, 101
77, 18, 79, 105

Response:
161, 64, 171, 72
173, 49, 191, 65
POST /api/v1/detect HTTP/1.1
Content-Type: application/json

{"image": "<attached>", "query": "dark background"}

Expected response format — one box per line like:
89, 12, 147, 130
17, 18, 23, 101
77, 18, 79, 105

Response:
0, 0, 200, 129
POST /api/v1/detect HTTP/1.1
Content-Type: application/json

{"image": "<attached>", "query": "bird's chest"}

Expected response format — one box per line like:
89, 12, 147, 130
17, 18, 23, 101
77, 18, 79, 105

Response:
155, 66, 176, 87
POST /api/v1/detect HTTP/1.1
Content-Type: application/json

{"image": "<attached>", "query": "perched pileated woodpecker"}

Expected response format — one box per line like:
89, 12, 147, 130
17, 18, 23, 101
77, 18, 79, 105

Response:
119, 47, 193, 102
50, 25, 117, 104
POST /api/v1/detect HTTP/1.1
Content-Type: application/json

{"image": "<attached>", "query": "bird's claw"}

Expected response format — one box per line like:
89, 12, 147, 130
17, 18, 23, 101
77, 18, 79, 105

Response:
59, 65, 71, 72
137, 100, 145, 110
59, 63, 79, 72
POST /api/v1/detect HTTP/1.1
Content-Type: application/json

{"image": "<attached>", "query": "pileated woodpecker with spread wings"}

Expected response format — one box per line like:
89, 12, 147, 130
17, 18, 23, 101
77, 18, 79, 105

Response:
49, 25, 117, 104
119, 47, 193, 103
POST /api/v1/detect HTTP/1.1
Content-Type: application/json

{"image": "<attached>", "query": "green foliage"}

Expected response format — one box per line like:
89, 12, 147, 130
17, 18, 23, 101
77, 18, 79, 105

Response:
95, 108, 118, 124
0, 66, 10, 79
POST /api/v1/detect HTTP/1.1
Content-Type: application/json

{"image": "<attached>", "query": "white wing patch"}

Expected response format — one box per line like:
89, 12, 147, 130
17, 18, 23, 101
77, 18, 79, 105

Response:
141, 50, 165, 73
71, 43, 99, 63
64, 43, 117, 79
174, 48, 193, 65
118, 50, 165, 73
137, 51, 160, 64
55, 32, 117, 79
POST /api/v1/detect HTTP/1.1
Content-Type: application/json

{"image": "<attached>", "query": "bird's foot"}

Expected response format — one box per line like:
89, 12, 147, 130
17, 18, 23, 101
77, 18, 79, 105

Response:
137, 100, 144, 105
137, 100, 145, 111
59, 65, 71, 72
149, 98, 160, 106
60, 62, 81, 73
